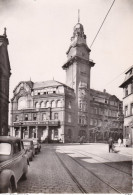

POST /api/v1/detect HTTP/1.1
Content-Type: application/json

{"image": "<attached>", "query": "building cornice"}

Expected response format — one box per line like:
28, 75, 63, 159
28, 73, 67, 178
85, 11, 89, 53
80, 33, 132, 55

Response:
62, 55, 95, 70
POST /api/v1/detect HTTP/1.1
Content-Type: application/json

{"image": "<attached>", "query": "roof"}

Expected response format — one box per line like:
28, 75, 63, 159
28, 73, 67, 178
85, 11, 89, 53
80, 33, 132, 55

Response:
0, 136, 21, 142
125, 65, 133, 74
90, 89, 121, 101
33, 80, 72, 90
119, 75, 133, 88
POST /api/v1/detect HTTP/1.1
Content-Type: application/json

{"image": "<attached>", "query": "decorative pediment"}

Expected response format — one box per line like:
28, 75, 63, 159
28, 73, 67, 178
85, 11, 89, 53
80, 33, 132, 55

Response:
14, 81, 32, 96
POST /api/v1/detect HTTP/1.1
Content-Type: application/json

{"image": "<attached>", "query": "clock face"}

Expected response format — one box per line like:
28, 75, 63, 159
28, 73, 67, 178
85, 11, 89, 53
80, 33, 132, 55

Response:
82, 89, 86, 95
79, 89, 86, 97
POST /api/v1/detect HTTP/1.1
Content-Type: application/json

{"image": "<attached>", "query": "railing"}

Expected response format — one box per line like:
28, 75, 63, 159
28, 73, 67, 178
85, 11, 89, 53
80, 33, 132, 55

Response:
13, 120, 60, 126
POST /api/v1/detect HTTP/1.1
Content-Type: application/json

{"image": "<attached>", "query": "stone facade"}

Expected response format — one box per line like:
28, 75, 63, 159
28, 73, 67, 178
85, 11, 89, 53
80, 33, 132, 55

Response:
119, 65, 133, 145
11, 80, 75, 143
0, 29, 11, 135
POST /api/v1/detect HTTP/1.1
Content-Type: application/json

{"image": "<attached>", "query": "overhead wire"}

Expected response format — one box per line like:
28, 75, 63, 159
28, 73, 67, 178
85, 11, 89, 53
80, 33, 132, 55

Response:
104, 66, 132, 87
90, 0, 116, 49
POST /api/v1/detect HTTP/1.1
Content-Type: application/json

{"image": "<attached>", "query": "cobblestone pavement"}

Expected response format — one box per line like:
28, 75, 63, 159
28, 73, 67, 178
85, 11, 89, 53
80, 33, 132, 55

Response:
17, 143, 132, 193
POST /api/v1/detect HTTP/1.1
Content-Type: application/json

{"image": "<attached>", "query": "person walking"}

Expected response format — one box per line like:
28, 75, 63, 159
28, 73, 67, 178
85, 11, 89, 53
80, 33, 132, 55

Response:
80, 136, 84, 144
108, 137, 114, 152
118, 138, 121, 147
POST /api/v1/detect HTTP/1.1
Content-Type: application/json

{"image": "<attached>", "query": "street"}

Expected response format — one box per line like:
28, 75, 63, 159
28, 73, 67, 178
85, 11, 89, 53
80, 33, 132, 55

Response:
17, 143, 132, 194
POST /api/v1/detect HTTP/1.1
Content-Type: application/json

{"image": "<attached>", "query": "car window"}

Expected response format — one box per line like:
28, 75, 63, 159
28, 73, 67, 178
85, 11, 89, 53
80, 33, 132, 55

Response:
0, 143, 11, 155
23, 141, 31, 146
13, 141, 21, 154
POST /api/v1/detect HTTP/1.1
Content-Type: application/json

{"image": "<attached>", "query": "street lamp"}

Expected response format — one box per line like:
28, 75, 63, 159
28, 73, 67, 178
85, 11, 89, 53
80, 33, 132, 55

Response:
19, 122, 23, 139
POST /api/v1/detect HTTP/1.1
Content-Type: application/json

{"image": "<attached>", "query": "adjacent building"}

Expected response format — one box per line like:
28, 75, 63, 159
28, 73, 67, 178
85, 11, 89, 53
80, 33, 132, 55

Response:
90, 89, 123, 142
119, 65, 133, 145
0, 28, 11, 135
10, 21, 123, 142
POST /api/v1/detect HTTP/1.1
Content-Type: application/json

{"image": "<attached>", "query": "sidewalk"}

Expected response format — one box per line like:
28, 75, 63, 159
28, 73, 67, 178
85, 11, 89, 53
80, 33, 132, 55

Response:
114, 144, 132, 157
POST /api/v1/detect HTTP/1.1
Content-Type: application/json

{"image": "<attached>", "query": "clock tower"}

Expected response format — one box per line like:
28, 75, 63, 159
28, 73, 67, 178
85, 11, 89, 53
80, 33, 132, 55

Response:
62, 22, 95, 140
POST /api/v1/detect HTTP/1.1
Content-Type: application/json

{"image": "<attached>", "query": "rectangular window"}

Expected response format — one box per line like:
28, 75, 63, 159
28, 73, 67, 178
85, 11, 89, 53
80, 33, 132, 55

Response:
54, 130, 58, 137
94, 108, 97, 114
131, 103, 133, 115
33, 114, 37, 120
68, 114, 71, 123
68, 101, 71, 109
15, 115, 19, 121
125, 106, 128, 116
43, 113, 47, 120
79, 116, 82, 124
54, 113, 58, 120
25, 114, 28, 121
125, 85, 128, 96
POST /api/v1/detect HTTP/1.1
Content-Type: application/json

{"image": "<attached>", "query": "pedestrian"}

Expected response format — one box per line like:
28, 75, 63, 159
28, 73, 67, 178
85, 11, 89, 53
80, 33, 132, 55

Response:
118, 138, 121, 147
108, 137, 114, 152
80, 136, 84, 144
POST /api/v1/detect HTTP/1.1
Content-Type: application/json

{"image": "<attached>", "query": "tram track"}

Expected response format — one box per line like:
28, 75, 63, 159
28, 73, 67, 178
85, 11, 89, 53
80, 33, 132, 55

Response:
56, 151, 123, 194
70, 148, 132, 176
55, 151, 87, 193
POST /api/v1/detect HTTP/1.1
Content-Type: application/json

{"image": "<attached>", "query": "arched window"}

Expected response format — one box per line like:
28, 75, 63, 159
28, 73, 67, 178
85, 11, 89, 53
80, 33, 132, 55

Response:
57, 100, 62, 107
46, 101, 50, 108
18, 96, 27, 110
51, 101, 56, 108
40, 101, 45, 108
35, 102, 40, 109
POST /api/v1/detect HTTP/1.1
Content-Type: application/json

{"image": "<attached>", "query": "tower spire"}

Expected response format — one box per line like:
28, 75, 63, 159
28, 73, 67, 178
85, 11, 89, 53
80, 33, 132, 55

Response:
78, 9, 80, 23
3, 27, 7, 37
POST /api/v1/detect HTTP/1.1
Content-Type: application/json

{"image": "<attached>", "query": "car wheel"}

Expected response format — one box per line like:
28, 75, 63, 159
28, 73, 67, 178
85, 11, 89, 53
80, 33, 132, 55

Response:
7, 181, 13, 193
22, 167, 28, 180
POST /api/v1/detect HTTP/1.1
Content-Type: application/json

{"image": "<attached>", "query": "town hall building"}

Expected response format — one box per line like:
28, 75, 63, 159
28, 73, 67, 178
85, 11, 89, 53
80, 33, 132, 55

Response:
10, 22, 123, 142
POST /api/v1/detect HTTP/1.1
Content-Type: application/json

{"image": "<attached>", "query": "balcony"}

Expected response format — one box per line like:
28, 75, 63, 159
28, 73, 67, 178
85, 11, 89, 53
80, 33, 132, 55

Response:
13, 120, 60, 127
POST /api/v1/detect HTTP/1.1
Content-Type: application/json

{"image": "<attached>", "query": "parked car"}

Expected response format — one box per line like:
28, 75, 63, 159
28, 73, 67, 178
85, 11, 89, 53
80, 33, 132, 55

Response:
32, 138, 41, 154
22, 139, 35, 161
0, 136, 29, 193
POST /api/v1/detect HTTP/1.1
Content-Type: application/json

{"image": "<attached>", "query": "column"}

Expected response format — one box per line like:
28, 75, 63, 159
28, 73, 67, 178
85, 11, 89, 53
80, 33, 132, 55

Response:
46, 125, 49, 142
36, 126, 38, 138
27, 126, 30, 138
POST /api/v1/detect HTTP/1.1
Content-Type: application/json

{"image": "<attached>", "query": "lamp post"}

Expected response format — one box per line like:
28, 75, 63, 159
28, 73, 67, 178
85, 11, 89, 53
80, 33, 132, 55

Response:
19, 122, 23, 139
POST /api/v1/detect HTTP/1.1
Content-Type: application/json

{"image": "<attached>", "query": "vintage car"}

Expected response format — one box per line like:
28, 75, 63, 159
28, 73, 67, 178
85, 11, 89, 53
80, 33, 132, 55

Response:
33, 138, 41, 154
22, 139, 35, 161
0, 136, 29, 193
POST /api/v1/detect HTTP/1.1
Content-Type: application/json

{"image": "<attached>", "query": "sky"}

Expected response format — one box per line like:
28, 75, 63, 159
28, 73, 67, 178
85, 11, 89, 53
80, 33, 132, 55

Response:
0, 0, 133, 102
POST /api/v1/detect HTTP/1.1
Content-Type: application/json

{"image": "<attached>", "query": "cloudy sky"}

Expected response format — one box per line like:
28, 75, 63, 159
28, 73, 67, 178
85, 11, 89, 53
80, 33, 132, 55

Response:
0, 0, 133, 101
